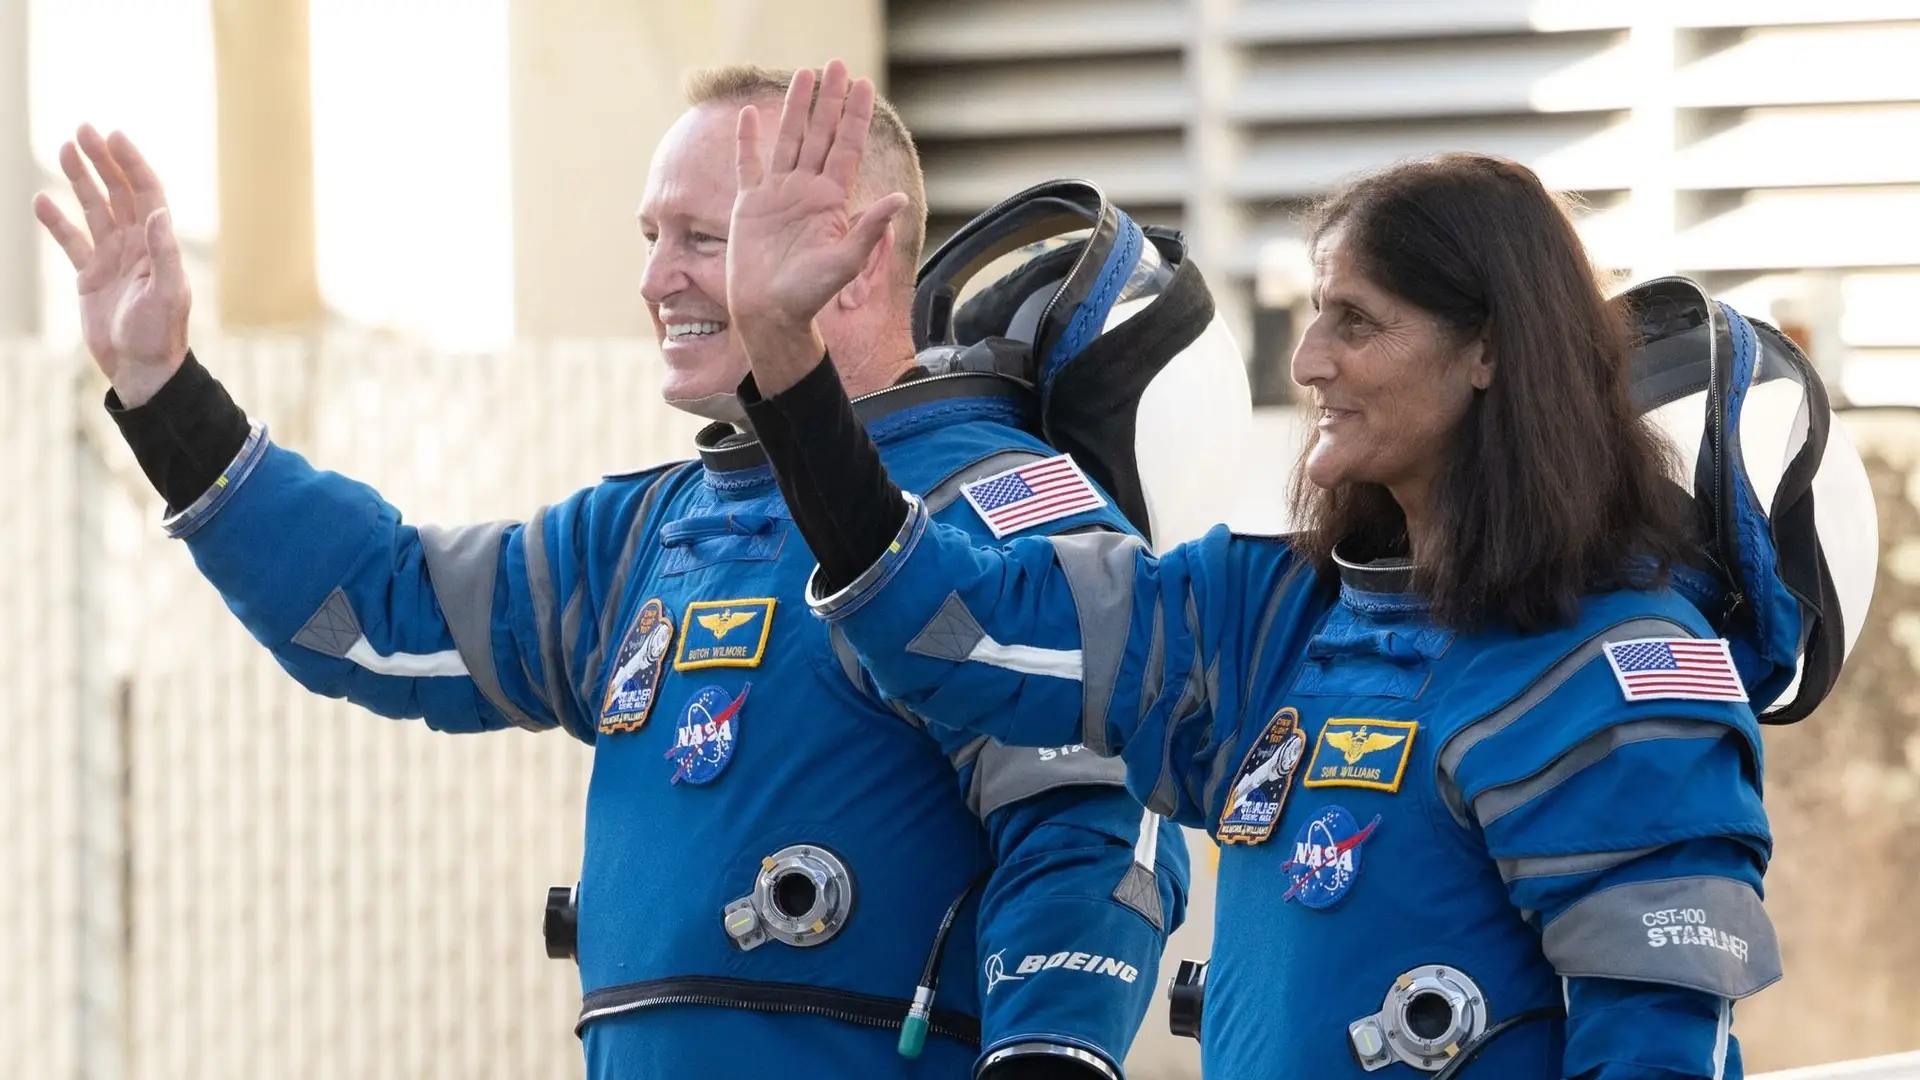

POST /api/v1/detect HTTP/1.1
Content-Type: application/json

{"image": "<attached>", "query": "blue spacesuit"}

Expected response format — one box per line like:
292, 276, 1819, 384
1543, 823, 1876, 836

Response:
803, 499, 1782, 1080
151, 359, 1188, 1080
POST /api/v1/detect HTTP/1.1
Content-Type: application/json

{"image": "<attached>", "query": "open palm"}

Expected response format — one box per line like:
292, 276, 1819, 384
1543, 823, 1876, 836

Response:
33, 125, 191, 406
726, 62, 908, 375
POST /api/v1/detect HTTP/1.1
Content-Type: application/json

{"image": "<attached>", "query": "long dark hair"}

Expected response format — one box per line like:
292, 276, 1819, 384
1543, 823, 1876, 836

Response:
1289, 153, 1696, 631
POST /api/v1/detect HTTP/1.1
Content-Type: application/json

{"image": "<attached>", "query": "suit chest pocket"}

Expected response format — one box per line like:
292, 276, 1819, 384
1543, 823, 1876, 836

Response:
658, 512, 787, 576
1291, 608, 1454, 702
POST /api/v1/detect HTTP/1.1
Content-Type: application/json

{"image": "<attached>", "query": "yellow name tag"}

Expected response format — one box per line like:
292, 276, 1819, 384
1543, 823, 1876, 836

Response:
1302, 718, 1418, 793
675, 598, 777, 671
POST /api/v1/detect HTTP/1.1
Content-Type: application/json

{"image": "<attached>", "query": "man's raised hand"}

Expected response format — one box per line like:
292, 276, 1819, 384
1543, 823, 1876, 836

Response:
726, 60, 909, 394
33, 126, 192, 408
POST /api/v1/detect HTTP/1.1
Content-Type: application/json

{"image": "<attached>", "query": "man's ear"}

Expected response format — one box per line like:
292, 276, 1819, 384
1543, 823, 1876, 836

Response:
837, 220, 896, 311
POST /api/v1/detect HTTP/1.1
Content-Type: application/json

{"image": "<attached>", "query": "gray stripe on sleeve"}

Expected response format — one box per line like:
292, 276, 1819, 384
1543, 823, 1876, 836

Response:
1050, 531, 1147, 758
1435, 616, 1692, 826
518, 508, 569, 721
419, 521, 545, 731
1138, 594, 1165, 726
1542, 875, 1782, 999
1159, 645, 1212, 818
926, 450, 1049, 513
965, 739, 1128, 820
1497, 845, 1663, 883
827, 624, 865, 689
583, 472, 675, 706
1472, 718, 1733, 826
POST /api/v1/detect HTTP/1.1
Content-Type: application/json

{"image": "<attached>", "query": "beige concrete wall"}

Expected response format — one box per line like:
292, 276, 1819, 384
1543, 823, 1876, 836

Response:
210, 0, 323, 330
0, 0, 34, 335
508, 0, 882, 338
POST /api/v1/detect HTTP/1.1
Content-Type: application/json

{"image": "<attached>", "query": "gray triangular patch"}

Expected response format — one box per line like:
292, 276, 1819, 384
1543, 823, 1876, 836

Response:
1112, 863, 1164, 931
292, 588, 363, 658
905, 592, 987, 663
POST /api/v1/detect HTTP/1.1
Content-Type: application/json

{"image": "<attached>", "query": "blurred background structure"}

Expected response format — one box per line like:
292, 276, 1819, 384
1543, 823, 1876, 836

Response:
4, 1, 1920, 1078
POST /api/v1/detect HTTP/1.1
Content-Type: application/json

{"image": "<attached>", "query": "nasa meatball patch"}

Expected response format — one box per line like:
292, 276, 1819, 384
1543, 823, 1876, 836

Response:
600, 598, 675, 735
1279, 805, 1380, 910
1218, 707, 1307, 846
666, 683, 748, 785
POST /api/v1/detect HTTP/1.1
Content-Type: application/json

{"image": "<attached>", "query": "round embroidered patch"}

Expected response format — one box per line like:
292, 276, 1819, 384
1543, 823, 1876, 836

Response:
665, 683, 748, 786
1279, 804, 1380, 910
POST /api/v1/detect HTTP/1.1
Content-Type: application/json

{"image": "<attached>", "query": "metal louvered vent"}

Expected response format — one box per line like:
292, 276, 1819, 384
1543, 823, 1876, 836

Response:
889, 1, 1920, 406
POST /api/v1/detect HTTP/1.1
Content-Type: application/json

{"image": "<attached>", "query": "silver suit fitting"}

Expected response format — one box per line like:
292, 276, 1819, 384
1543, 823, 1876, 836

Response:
723, 844, 855, 951
1349, 964, 1489, 1072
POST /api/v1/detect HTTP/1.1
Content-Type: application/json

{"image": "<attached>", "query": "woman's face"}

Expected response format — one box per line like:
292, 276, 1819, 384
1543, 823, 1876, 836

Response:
1291, 227, 1493, 508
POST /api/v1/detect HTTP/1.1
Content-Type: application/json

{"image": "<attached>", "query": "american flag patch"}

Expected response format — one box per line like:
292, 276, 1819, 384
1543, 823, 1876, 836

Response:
960, 454, 1107, 538
1602, 638, 1749, 703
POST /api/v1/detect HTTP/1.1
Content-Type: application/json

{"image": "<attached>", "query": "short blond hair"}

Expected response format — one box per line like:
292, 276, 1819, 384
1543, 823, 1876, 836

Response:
684, 63, 928, 289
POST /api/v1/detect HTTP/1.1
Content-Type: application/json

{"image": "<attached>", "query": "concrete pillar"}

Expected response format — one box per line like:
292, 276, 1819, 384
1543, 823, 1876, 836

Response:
0, 0, 36, 335
508, 0, 882, 338
211, 0, 323, 330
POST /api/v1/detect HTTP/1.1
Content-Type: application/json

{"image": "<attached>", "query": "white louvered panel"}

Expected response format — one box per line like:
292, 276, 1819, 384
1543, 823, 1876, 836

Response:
888, 0, 1188, 62
1676, 187, 1920, 271
1226, 0, 1633, 43
889, 54, 1191, 138
1674, 22, 1920, 108
1675, 103, 1920, 190
920, 133, 1190, 214
1231, 113, 1638, 200
1230, 31, 1635, 124
1840, 273, 1920, 346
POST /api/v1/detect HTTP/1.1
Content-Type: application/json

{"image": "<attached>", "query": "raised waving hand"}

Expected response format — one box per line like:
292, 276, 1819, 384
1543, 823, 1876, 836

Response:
725, 60, 909, 393
33, 126, 191, 408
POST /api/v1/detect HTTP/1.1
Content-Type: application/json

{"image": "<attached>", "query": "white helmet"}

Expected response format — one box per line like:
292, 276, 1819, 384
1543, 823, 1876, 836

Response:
911, 179, 1251, 550
1624, 276, 1879, 722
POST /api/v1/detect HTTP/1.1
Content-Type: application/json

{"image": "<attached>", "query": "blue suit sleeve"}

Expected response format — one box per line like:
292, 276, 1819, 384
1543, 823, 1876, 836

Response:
169, 429, 659, 743
1442, 646, 1780, 1080
966, 784, 1189, 1075
812, 494, 1318, 830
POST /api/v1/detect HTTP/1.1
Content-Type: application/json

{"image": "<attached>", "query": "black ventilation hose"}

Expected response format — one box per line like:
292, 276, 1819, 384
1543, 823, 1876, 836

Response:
1431, 1006, 1566, 1080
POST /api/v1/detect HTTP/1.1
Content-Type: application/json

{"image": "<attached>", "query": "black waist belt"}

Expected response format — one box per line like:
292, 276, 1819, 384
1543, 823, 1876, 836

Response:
576, 975, 982, 1047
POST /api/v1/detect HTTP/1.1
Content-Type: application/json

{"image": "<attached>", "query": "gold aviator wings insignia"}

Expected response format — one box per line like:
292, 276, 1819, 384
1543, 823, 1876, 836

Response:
1326, 728, 1407, 765
697, 609, 759, 640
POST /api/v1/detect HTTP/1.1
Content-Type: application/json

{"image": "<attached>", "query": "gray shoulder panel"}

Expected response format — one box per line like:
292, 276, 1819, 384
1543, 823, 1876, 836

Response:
1472, 718, 1732, 827
419, 520, 543, 731
966, 739, 1128, 820
925, 449, 1052, 514
1050, 531, 1147, 757
1542, 875, 1782, 999
1436, 616, 1693, 825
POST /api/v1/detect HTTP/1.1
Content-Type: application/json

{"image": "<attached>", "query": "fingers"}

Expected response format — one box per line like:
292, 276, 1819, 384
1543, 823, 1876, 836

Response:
58, 140, 115, 244
108, 130, 169, 224
33, 192, 93, 271
843, 191, 909, 264
736, 104, 766, 189
797, 60, 849, 175
144, 207, 187, 298
77, 124, 136, 227
769, 66, 815, 175
823, 77, 877, 192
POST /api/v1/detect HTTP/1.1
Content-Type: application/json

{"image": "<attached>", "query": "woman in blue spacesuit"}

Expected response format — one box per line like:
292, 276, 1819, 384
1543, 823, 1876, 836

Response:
721, 65, 1814, 1080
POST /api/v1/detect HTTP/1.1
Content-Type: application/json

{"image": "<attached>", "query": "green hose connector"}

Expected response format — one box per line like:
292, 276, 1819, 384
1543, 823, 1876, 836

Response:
898, 986, 935, 1059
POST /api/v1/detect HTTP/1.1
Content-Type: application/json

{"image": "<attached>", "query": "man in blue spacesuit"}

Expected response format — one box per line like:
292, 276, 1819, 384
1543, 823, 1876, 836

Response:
724, 91, 1878, 1079
31, 64, 1190, 1079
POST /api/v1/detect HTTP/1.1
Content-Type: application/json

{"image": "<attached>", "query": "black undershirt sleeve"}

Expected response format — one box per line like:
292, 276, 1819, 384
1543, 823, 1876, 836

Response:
104, 350, 252, 512
737, 356, 910, 595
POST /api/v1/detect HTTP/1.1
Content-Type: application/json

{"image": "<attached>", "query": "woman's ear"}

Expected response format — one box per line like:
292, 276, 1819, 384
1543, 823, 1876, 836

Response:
1464, 335, 1493, 390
